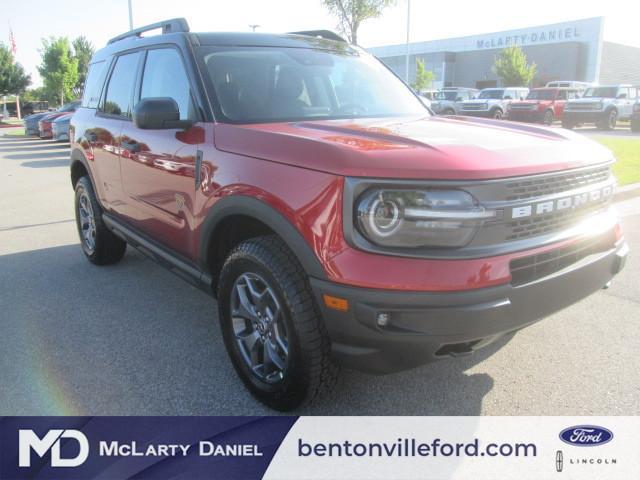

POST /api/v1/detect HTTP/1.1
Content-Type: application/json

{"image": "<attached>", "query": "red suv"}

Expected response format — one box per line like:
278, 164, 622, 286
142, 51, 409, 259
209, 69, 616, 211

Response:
508, 87, 580, 125
70, 19, 628, 410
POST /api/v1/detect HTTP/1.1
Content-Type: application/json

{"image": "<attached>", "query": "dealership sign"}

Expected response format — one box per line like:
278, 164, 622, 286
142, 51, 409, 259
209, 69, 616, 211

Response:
476, 26, 580, 49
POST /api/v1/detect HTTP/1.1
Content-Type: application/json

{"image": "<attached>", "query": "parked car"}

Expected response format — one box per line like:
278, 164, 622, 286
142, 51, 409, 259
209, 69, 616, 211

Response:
508, 87, 580, 125
418, 89, 439, 101
52, 113, 73, 141
562, 85, 638, 130
546, 81, 591, 95
5, 100, 50, 117
71, 19, 627, 410
460, 87, 529, 119
430, 88, 478, 115
38, 101, 80, 138
631, 102, 640, 133
24, 112, 53, 135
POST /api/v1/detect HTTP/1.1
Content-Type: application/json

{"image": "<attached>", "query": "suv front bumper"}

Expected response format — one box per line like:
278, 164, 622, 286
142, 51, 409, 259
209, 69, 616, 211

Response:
311, 238, 628, 373
563, 111, 607, 123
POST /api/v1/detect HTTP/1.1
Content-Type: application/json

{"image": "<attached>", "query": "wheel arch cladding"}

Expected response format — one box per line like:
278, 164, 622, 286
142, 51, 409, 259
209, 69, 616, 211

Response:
199, 195, 328, 293
70, 148, 91, 188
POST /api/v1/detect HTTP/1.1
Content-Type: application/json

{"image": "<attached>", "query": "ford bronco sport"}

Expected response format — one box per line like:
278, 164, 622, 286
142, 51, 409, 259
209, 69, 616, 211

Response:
460, 87, 529, 119
508, 87, 580, 125
563, 85, 639, 130
70, 19, 628, 411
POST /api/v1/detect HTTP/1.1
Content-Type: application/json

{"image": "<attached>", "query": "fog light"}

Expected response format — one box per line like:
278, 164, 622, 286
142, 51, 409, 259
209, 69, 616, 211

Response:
377, 313, 390, 327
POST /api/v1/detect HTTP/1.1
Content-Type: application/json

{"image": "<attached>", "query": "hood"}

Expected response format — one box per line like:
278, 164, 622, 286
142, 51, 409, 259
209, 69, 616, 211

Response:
214, 115, 614, 180
41, 112, 69, 122
53, 113, 73, 124
25, 112, 50, 122
462, 99, 495, 104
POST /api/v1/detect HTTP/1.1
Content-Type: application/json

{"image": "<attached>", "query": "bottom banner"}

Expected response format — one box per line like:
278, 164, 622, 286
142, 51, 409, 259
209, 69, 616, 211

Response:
1, 416, 638, 479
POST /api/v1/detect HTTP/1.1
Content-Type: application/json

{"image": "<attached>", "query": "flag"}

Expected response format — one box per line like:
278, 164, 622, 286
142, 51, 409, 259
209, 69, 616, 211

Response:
9, 28, 17, 55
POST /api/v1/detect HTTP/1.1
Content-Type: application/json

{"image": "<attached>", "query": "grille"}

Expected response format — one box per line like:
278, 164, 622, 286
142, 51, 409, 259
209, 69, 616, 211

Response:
506, 199, 610, 241
509, 104, 536, 110
510, 231, 615, 286
504, 166, 611, 201
462, 104, 486, 111
567, 103, 601, 111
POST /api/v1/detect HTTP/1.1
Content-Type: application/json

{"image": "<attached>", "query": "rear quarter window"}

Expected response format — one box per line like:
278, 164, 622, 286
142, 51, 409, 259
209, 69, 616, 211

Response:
81, 60, 109, 109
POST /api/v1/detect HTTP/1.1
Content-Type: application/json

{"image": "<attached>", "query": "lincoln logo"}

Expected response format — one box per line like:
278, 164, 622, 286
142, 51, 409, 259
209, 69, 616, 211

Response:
511, 186, 614, 219
559, 426, 613, 447
19, 429, 89, 468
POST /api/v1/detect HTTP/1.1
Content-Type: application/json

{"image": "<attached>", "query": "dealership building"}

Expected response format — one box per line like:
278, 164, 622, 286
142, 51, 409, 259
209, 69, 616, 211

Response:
368, 17, 640, 89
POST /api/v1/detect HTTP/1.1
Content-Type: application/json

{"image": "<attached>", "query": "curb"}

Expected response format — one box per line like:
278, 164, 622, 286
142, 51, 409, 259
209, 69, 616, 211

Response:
614, 183, 640, 202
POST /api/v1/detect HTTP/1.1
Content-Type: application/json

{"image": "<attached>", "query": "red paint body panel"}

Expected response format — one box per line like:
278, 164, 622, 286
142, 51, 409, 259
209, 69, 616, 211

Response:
214, 115, 613, 180
72, 107, 620, 293
509, 88, 571, 121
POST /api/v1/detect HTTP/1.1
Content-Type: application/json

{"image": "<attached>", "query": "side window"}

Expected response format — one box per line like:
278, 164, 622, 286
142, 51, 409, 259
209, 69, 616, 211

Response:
556, 90, 567, 100
82, 61, 108, 109
140, 48, 194, 120
617, 87, 629, 99
504, 89, 515, 99
629, 88, 638, 100
102, 52, 141, 118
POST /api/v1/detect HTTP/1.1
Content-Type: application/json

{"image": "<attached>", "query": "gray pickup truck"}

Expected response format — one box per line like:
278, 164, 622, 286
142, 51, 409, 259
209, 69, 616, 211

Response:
460, 87, 529, 119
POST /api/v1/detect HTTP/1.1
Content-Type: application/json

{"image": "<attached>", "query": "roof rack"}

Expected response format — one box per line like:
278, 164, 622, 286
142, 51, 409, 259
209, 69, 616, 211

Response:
108, 18, 190, 44
288, 30, 346, 43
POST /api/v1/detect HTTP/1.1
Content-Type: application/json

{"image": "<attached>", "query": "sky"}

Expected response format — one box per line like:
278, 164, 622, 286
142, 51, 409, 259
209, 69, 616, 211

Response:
2, 0, 639, 87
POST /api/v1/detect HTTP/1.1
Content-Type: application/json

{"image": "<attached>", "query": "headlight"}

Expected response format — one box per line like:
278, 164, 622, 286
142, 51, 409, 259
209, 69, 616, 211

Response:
355, 189, 497, 248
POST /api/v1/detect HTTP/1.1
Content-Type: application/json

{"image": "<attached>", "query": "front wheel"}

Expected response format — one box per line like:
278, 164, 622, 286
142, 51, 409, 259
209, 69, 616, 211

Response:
491, 109, 503, 119
597, 109, 617, 130
543, 110, 554, 126
562, 119, 575, 130
217, 235, 337, 411
74, 176, 126, 265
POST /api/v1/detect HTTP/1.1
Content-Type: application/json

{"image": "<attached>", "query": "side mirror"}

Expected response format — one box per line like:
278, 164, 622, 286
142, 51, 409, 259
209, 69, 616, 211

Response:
133, 97, 193, 130
617, 93, 627, 99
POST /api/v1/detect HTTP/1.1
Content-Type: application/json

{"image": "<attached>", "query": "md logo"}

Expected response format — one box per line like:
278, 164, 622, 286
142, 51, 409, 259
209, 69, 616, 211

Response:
19, 429, 89, 467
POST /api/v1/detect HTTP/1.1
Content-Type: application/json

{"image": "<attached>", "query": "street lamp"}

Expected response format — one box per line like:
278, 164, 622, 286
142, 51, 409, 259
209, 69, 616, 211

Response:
249, 24, 261, 32
128, 0, 134, 30
405, 0, 411, 84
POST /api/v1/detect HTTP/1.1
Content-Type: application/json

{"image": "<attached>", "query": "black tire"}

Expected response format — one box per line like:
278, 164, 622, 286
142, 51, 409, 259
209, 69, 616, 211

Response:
443, 108, 455, 115
491, 108, 503, 119
543, 110, 554, 126
561, 119, 575, 130
597, 109, 617, 130
218, 235, 337, 411
74, 176, 126, 265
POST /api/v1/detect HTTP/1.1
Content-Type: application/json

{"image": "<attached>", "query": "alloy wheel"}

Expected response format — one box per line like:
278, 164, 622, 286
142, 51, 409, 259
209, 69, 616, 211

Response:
78, 190, 96, 254
230, 272, 289, 384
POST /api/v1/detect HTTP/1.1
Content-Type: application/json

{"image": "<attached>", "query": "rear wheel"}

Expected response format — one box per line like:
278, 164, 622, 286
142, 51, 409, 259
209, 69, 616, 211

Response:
74, 176, 126, 265
562, 119, 575, 129
443, 108, 455, 115
218, 235, 337, 411
543, 110, 554, 126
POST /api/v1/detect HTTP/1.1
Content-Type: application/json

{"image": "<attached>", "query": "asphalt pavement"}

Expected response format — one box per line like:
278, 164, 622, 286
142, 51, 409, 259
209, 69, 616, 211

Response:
1, 130, 639, 416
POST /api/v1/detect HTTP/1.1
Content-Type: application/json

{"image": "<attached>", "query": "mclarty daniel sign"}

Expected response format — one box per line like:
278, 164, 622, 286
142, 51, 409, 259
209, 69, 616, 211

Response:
476, 26, 580, 49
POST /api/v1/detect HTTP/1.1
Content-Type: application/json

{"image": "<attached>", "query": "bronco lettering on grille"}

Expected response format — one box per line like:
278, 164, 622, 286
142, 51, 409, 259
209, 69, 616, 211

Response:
510, 185, 614, 219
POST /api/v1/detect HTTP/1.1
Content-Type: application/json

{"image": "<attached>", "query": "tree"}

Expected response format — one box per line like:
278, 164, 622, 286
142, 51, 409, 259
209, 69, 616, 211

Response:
493, 46, 537, 87
322, 0, 396, 45
411, 58, 433, 91
72, 36, 95, 97
37, 37, 79, 106
0, 43, 31, 96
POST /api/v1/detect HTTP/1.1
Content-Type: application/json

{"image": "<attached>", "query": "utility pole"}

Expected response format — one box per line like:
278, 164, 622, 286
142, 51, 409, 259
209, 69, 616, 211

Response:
404, 0, 411, 84
128, 0, 134, 30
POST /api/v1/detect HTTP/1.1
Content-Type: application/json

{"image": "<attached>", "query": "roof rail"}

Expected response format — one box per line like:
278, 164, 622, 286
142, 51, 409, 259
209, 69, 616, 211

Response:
288, 30, 346, 43
108, 18, 190, 44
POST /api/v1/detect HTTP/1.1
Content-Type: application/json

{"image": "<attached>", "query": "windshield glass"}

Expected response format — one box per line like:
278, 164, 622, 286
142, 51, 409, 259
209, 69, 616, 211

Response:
527, 90, 557, 100
582, 87, 618, 98
434, 91, 457, 101
197, 46, 428, 123
58, 101, 79, 112
478, 89, 504, 99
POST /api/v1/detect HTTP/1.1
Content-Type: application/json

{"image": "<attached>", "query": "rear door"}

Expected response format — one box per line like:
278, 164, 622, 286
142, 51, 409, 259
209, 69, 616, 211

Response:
92, 51, 143, 209
119, 46, 201, 258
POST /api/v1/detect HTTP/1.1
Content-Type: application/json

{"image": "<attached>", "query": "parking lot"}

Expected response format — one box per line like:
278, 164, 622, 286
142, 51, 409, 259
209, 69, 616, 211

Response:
1, 130, 639, 416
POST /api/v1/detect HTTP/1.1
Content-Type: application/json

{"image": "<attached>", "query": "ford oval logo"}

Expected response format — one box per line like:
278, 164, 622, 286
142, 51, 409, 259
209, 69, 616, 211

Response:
559, 425, 613, 447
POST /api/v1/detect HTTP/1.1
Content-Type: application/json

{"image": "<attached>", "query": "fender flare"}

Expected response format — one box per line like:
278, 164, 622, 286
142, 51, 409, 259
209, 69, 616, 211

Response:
70, 147, 95, 189
198, 195, 328, 280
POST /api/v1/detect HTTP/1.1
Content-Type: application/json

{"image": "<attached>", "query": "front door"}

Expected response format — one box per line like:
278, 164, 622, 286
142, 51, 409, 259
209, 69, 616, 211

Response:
119, 47, 202, 259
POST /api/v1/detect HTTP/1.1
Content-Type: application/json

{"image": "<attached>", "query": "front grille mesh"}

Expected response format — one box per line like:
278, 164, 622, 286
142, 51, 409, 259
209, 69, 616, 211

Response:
504, 166, 611, 201
510, 231, 615, 286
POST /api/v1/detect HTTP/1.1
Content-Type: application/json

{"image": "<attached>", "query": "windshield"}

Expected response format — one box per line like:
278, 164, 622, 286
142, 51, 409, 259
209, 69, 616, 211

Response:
434, 91, 457, 101
478, 89, 504, 99
197, 46, 428, 123
526, 90, 557, 100
58, 101, 80, 112
582, 87, 618, 98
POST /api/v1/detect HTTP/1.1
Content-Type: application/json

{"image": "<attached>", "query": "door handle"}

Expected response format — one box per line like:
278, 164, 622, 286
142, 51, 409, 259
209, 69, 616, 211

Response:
195, 149, 203, 189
